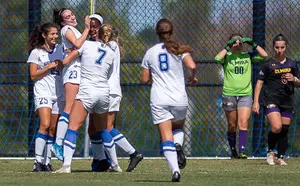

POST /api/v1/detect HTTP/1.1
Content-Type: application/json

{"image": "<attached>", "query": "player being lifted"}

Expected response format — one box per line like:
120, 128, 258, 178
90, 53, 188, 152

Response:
215, 33, 268, 158
51, 8, 90, 161
253, 34, 300, 165
28, 23, 65, 172
141, 18, 197, 182
87, 14, 143, 172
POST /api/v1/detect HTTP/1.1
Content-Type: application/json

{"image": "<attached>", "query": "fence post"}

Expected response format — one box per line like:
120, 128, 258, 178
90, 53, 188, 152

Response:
28, 0, 41, 157
252, 0, 266, 156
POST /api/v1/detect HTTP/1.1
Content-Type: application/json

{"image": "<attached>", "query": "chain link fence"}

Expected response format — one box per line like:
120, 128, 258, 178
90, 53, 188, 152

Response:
1, 0, 300, 157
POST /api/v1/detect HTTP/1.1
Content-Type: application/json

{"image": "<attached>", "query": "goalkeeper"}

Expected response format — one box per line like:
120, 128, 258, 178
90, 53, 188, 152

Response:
215, 33, 268, 158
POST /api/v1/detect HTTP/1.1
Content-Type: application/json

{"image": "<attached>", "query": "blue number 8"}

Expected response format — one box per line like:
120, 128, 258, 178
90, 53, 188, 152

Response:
96, 48, 107, 64
159, 53, 168, 71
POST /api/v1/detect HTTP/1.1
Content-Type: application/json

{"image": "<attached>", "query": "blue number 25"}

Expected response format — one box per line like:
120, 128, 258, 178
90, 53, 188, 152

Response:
159, 53, 168, 71
95, 48, 107, 64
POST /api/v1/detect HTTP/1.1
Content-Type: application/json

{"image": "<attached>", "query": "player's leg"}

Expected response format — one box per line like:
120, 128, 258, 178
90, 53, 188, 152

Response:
52, 82, 79, 161
88, 113, 110, 172
265, 104, 282, 165
54, 99, 87, 173
222, 95, 238, 158
33, 102, 51, 172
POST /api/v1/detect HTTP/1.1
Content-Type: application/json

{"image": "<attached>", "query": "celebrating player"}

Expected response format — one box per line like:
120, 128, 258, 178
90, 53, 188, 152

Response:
141, 18, 197, 182
51, 8, 90, 160
215, 33, 268, 159
253, 34, 300, 165
54, 24, 121, 173
28, 23, 65, 172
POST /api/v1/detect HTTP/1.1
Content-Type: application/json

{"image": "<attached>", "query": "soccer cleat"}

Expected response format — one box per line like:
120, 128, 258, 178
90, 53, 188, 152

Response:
109, 165, 123, 172
126, 152, 143, 172
171, 171, 181, 182
231, 150, 239, 159
266, 151, 275, 165
91, 159, 110, 172
276, 158, 288, 166
239, 153, 248, 159
53, 165, 71, 173
32, 162, 43, 172
42, 164, 53, 172
175, 143, 186, 169
51, 143, 63, 161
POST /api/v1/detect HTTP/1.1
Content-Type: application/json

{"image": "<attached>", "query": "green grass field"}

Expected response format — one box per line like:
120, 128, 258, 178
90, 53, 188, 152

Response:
1, 158, 300, 186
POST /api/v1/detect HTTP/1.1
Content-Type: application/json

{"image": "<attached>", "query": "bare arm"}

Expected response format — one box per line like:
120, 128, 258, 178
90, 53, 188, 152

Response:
62, 50, 80, 66
65, 16, 90, 49
256, 45, 268, 58
140, 68, 151, 84
252, 80, 264, 114
30, 62, 58, 81
183, 55, 197, 85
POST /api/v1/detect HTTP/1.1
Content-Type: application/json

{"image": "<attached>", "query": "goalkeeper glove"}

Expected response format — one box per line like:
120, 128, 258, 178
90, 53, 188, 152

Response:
241, 37, 258, 49
225, 38, 239, 51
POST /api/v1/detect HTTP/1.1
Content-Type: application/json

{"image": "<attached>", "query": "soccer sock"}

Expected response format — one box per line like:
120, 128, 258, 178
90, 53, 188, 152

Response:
277, 124, 290, 158
162, 141, 180, 174
90, 133, 106, 160
35, 132, 47, 163
55, 112, 70, 146
239, 130, 248, 154
101, 129, 118, 166
63, 129, 78, 166
110, 128, 136, 155
227, 131, 236, 152
268, 130, 280, 151
43, 135, 54, 165
173, 129, 184, 146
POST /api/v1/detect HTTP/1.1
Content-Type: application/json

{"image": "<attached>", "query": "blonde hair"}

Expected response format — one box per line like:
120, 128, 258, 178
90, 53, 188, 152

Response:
99, 24, 112, 43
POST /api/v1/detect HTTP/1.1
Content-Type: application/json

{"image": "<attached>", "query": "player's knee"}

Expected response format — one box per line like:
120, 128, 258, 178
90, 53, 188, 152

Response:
271, 126, 281, 134
228, 123, 236, 132
238, 121, 248, 130
39, 122, 50, 133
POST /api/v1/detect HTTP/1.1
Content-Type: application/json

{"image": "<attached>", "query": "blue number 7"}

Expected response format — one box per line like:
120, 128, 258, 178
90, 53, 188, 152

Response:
96, 48, 107, 64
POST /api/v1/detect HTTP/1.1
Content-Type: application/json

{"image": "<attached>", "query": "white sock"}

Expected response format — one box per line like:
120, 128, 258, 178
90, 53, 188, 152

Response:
173, 129, 184, 146
162, 141, 180, 174
43, 135, 54, 165
110, 128, 136, 155
35, 132, 47, 163
55, 112, 69, 146
63, 129, 78, 167
101, 130, 118, 166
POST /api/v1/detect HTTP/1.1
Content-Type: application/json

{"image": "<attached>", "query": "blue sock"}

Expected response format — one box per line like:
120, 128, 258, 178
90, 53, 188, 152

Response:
63, 129, 78, 166
35, 132, 48, 163
110, 128, 135, 155
162, 141, 179, 174
44, 135, 54, 165
90, 133, 106, 160
101, 129, 118, 166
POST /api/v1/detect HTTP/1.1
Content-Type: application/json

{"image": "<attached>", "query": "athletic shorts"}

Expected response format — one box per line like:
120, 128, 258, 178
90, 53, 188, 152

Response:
109, 94, 122, 112
34, 97, 65, 114
150, 104, 188, 125
63, 65, 81, 85
222, 95, 252, 111
264, 103, 293, 119
76, 85, 109, 114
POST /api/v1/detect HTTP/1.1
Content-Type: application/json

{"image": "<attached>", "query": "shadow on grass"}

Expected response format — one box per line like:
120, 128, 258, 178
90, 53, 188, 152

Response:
134, 180, 171, 183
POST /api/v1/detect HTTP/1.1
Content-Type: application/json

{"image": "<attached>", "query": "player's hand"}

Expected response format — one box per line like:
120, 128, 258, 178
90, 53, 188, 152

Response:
284, 73, 294, 81
188, 77, 198, 86
241, 37, 258, 48
252, 102, 260, 114
225, 38, 239, 51
47, 61, 58, 69
55, 60, 64, 70
84, 15, 91, 30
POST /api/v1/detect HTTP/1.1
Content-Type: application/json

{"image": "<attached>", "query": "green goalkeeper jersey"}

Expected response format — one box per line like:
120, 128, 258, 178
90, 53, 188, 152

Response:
215, 52, 264, 96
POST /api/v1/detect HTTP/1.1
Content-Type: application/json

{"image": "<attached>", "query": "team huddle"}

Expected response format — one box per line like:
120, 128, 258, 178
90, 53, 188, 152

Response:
27, 7, 299, 183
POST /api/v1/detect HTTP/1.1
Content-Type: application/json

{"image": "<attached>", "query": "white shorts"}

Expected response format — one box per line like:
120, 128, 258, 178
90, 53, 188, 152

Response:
34, 97, 65, 114
150, 104, 188, 125
109, 94, 122, 112
63, 65, 81, 85
76, 85, 109, 114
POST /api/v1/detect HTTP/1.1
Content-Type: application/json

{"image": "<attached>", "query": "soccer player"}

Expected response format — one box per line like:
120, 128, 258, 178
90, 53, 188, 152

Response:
141, 18, 197, 182
54, 24, 120, 173
252, 34, 300, 165
51, 8, 90, 160
28, 23, 65, 171
88, 18, 143, 172
215, 34, 268, 159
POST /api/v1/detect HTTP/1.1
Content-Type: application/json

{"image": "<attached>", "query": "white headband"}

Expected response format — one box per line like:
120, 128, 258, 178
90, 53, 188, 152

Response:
89, 14, 104, 24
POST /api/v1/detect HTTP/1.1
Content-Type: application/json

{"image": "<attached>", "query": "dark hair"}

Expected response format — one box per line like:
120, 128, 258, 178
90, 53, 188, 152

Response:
273, 33, 288, 46
229, 33, 243, 40
156, 18, 193, 55
53, 8, 67, 28
28, 23, 59, 52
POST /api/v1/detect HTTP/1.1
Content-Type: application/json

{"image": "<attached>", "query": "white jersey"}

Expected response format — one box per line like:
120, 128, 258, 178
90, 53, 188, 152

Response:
27, 44, 64, 99
108, 41, 122, 96
61, 25, 81, 71
141, 43, 189, 106
77, 40, 115, 87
